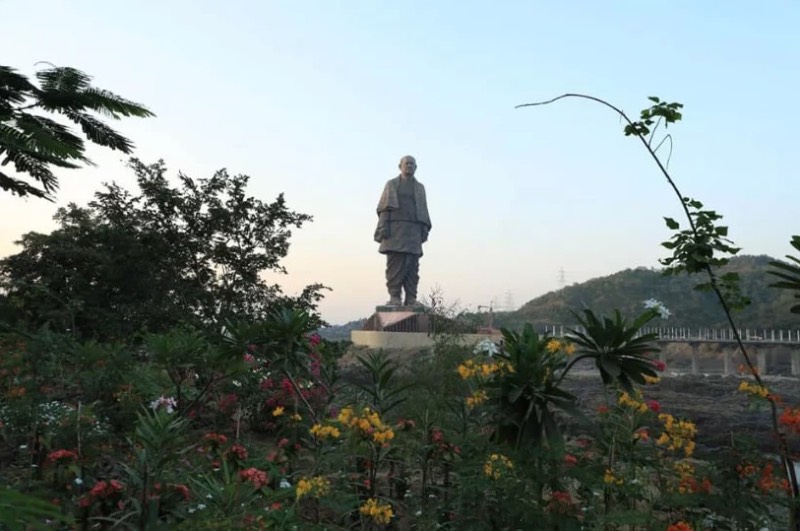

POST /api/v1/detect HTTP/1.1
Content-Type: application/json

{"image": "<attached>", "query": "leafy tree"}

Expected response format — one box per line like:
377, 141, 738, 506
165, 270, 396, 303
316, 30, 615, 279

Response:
0, 63, 153, 199
0, 158, 327, 339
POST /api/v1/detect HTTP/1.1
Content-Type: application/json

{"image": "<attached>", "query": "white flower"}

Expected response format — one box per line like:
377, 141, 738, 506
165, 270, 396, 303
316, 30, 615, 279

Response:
149, 396, 178, 414
474, 339, 499, 357
231, 380, 242, 388
279, 479, 291, 489
197, 503, 207, 510
74, 477, 83, 486
643, 298, 671, 319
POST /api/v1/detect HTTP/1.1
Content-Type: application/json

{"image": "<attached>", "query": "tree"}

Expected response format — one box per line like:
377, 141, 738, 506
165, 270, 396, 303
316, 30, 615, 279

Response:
0, 64, 153, 199
0, 159, 328, 339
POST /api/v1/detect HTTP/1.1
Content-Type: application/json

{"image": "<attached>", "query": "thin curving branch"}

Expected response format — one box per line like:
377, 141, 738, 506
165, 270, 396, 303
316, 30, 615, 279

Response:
517, 93, 800, 525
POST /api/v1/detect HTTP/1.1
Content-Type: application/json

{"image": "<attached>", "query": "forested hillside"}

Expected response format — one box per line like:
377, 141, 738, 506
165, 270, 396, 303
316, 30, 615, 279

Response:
494, 255, 800, 330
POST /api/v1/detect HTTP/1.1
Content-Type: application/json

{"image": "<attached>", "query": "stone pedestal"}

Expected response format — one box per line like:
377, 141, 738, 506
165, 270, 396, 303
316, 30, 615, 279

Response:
350, 304, 496, 348
362, 305, 430, 333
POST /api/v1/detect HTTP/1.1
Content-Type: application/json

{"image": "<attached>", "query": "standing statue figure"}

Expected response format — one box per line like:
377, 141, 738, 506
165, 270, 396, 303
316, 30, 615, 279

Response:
374, 155, 432, 307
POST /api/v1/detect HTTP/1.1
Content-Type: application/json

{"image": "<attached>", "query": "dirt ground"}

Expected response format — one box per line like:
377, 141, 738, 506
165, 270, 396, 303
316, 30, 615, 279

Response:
339, 344, 800, 454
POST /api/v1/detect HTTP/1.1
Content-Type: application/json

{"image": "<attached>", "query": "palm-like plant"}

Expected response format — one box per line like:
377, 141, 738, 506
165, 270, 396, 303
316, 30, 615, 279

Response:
490, 325, 579, 450
566, 308, 661, 392
0, 64, 153, 199
769, 235, 800, 314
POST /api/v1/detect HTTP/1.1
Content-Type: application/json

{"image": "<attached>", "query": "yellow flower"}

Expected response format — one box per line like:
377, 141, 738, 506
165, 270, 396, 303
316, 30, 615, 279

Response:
465, 390, 488, 409
272, 406, 284, 417
643, 374, 661, 384
546, 339, 561, 353
738, 380, 769, 398
359, 498, 393, 525
604, 468, 624, 485
296, 476, 330, 499
564, 343, 576, 355
310, 423, 341, 441
291, 413, 302, 421
483, 453, 514, 480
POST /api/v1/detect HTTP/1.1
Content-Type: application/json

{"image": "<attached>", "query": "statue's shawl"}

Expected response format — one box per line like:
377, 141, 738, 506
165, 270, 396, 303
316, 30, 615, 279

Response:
376, 176, 432, 228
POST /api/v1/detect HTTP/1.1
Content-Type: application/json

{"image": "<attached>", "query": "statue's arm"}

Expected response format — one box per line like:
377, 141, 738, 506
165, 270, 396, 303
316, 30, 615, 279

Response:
374, 210, 390, 242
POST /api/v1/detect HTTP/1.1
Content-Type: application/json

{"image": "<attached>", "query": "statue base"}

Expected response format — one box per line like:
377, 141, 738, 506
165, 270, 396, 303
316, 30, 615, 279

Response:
362, 304, 429, 333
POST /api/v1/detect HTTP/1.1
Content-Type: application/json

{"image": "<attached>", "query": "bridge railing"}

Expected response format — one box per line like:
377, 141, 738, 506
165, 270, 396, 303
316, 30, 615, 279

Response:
542, 325, 800, 343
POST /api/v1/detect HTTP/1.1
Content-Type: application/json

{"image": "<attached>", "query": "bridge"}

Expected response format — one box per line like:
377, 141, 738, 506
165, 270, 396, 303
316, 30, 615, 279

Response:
542, 325, 800, 377
543, 325, 800, 344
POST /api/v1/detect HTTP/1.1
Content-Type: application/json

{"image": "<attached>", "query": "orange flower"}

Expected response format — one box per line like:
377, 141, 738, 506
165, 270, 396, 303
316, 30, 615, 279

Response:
779, 407, 800, 433
667, 522, 692, 531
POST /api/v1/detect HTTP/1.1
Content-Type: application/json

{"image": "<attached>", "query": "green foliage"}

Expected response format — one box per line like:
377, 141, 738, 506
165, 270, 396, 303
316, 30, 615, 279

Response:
623, 96, 683, 138
0, 160, 328, 339
568, 308, 660, 392
769, 235, 800, 314
660, 197, 749, 309
353, 350, 414, 415
0, 486, 73, 530
491, 325, 578, 450
0, 64, 153, 199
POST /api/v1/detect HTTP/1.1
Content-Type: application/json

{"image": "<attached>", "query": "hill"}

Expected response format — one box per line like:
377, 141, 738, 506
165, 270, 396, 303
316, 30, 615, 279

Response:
494, 255, 800, 330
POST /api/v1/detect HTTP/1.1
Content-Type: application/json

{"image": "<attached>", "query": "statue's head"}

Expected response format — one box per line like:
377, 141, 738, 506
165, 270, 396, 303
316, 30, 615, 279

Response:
398, 155, 417, 177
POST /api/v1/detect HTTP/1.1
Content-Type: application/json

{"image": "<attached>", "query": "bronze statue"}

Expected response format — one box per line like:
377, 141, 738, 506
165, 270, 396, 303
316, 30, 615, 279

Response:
374, 155, 432, 307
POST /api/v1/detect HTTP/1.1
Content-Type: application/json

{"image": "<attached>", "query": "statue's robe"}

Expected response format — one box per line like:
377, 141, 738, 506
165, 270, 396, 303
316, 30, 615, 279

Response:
374, 176, 432, 301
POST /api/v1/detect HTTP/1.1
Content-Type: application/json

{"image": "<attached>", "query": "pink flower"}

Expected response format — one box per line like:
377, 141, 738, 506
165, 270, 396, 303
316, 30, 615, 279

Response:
308, 333, 322, 346
652, 360, 667, 372
243, 353, 255, 363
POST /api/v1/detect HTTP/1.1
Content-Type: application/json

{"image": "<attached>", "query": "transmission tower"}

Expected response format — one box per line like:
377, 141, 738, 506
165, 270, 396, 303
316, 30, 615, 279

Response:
504, 290, 515, 311
558, 267, 566, 289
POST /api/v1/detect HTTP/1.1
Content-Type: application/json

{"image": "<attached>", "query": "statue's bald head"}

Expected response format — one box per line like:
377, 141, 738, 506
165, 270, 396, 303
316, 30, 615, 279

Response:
399, 155, 417, 177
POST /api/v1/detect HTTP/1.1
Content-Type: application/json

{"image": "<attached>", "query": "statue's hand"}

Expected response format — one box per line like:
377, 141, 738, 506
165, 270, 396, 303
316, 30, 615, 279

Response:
374, 225, 385, 243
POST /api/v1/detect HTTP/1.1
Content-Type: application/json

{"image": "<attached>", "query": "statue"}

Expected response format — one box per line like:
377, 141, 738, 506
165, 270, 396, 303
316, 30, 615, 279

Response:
374, 155, 432, 307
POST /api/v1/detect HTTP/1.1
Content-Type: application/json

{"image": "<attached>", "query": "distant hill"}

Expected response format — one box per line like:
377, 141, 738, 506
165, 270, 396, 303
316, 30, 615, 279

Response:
317, 318, 366, 341
493, 255, 800, 330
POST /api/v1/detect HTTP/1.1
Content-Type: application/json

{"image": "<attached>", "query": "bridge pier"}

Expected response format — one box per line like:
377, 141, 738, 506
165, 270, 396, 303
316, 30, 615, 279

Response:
723, 350, 733, 376
691, 344, 699, 375
757, 350, 767, 376
792, 351, 800, 377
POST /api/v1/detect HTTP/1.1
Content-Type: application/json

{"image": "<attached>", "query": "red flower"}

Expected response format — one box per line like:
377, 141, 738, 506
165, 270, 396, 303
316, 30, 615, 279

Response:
172, 483, 190, 501
239, 467, 269, 489
228, 444, 248, 460
652, 360, 667, 372
47, 449, 78, 463
564, 454, 578, 466
596, 405, 609, 414
646, 399, 661, 413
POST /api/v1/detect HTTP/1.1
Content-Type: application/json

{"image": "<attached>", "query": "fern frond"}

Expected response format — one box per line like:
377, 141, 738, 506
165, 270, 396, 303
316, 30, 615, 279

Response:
0, 171, 49, 199
35, 66, 92, 92
64, 110, 134, 153
79, 87, 154, 119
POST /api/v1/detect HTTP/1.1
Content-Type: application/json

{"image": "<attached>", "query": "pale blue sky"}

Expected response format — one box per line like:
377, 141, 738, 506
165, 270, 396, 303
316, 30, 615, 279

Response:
1, 1, 798, 324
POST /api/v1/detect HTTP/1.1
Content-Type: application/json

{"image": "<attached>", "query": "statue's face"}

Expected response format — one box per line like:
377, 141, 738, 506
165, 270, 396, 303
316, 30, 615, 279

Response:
399, 156, 417, 176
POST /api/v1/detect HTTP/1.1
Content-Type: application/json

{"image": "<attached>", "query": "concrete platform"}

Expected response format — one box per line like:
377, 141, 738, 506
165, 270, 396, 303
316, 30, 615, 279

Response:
351, 330, 502, 349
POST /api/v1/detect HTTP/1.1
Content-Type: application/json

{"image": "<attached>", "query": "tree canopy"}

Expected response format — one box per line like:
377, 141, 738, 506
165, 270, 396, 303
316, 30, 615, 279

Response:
0, 159, 327, 339
0, 64, 153, 199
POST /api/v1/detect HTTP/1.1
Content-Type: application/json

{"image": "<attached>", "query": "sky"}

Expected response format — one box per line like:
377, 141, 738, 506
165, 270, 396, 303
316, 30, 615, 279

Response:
1, 1, 799, 324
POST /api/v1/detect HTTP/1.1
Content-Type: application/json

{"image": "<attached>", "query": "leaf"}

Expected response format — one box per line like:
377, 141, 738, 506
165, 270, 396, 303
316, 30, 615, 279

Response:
664, 217, 680, 230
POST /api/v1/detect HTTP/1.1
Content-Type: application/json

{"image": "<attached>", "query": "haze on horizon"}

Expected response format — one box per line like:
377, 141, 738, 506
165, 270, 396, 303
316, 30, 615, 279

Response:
1, 1, 798, 325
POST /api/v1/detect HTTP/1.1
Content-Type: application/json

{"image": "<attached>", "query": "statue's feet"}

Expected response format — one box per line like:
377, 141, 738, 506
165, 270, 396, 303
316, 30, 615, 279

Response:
403, 298, 418, 307
387, 296, 402, 306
